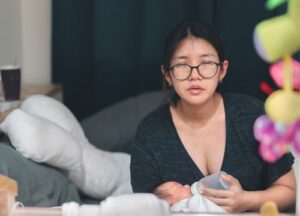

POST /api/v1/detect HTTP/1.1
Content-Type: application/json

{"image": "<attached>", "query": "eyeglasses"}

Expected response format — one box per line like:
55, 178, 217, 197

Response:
169, 61, 222, 80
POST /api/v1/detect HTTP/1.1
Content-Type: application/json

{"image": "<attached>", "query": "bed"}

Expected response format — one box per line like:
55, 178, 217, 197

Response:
0, 90, 164, 207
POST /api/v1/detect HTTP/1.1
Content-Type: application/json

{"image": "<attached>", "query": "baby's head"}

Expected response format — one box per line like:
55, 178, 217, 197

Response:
154, 181, 192, 206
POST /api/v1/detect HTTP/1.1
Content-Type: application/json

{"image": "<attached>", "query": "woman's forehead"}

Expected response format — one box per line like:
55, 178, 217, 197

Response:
172, 37, 217, 60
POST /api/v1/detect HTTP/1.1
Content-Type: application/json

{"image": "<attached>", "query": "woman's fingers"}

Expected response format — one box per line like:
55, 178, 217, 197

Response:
201, 187, 232, 198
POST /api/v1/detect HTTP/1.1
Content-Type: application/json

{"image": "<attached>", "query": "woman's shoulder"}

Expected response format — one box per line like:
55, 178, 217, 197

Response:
137, 103, 171, 132
223, 92, 263, 105
222, 92, 265, 115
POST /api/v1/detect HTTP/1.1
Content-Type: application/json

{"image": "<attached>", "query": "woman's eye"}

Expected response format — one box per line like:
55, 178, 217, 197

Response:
176, 64, 188, 68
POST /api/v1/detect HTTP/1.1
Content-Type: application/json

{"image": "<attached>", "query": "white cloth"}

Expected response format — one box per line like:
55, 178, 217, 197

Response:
170, 181, 227, 213
62, 202, 101, 216
170, 194, 226, 213
62, 194, 170, 216
0, 95, 132, 199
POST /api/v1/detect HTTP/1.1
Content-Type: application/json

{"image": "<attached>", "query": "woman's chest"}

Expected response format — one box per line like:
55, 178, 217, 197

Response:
155, 116, 263, 189
178, 119, 226, 176
156, 130, 263, 189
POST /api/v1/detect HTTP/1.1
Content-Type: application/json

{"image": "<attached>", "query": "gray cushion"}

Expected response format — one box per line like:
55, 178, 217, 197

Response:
80, 90, 165, 153
0, 142, 81, 207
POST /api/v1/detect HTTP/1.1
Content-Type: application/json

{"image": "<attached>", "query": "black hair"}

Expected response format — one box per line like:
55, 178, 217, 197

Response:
161, 21, 225, 105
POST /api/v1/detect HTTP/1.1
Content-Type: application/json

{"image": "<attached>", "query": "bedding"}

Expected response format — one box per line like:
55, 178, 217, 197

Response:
0, 90, 164, 206
0, 95, 132, 199
0, 142, 81, 206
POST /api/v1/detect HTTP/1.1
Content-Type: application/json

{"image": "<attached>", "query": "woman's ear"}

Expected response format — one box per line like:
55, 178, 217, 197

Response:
161, 65, 172, 86
219, 60, 229, 82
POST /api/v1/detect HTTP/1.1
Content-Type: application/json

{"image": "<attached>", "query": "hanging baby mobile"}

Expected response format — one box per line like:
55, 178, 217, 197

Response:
253, 0, 300, 163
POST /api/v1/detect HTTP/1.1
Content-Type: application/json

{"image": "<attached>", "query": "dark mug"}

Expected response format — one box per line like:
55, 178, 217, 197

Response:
0, 65, 21, 101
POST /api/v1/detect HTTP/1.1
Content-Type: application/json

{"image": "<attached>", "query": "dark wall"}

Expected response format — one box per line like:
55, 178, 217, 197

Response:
52, 0, 289, 120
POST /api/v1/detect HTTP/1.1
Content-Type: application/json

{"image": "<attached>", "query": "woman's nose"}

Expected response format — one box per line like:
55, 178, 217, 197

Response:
189, 67, 201, 80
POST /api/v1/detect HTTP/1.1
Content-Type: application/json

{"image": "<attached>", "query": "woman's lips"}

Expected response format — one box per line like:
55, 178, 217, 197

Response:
187, 86, 205, 94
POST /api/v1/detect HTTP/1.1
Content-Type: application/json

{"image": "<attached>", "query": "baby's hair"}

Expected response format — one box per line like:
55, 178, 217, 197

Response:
153, 187, 172, 199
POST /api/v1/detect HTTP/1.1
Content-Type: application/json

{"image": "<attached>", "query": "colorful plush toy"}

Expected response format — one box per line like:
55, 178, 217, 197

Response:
270, 58, 300, 91
254, 58, 300, 163
253, 0, 300, 163
254, 114, 300, 162
266, 0, 287, 10
254, 0, 300, 63
265, 55, 300, 123
260, 201, 279, 216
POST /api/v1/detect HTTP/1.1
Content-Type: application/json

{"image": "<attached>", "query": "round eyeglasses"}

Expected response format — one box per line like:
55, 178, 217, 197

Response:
169, 61, 222, 80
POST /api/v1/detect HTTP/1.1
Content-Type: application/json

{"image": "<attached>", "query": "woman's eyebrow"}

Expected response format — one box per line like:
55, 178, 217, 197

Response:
172, 53, 216, 60
199, 53, 216, 58
172, 56, 188, 60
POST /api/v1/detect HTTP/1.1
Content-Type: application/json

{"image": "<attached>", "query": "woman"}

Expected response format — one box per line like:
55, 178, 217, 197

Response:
130, 21, 296, 212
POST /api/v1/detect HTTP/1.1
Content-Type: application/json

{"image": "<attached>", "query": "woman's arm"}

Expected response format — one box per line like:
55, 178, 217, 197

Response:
250, 168, 296, 211
130, 125, 162, 193
201, 169, 296, 212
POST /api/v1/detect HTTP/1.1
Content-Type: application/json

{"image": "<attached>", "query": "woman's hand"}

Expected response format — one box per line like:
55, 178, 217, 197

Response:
201, 174, 249, 212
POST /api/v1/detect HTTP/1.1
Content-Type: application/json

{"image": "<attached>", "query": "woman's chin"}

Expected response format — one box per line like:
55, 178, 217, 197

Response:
181, 96, 209, 107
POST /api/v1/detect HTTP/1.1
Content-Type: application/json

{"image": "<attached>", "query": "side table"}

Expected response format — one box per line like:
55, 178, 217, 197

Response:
19, 84, 63, 102
0, 83, 63, 112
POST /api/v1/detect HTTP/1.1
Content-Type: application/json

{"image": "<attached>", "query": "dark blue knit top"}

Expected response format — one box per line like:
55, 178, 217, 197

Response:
130, 93, 294, 193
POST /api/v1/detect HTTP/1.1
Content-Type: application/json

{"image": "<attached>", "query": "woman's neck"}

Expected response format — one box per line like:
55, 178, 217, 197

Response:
173, 93, 222, 127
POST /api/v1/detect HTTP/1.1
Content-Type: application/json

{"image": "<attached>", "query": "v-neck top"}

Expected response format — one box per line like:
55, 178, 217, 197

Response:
130, 93, 294, 193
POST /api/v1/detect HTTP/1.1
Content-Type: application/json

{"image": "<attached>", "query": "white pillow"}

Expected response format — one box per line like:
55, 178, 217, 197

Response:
80, 143, 132, 198
0, 109, 83, 172
20, 95, 88, 148
0, 95, 132, 199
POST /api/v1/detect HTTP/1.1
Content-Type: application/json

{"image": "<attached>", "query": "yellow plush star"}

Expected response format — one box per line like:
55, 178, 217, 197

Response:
254, 0, 300, 63
260, 201, 279, 216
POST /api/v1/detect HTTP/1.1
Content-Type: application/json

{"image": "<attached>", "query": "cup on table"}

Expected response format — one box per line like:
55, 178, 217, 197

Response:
0, 65, 21, 101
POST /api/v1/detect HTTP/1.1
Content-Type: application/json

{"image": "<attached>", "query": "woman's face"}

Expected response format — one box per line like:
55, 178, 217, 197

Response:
164, 36, 228, 106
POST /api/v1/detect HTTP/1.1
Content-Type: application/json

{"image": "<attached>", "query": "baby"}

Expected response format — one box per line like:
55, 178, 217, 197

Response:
154, 181, 193, 206
154, 180, 227, 213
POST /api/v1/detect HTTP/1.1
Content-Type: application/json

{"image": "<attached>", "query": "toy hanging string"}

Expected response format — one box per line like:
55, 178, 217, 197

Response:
283, 54, 293, 92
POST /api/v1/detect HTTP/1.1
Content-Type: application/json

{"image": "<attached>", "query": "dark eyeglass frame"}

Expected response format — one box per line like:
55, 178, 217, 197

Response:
169, 61, 222, 80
